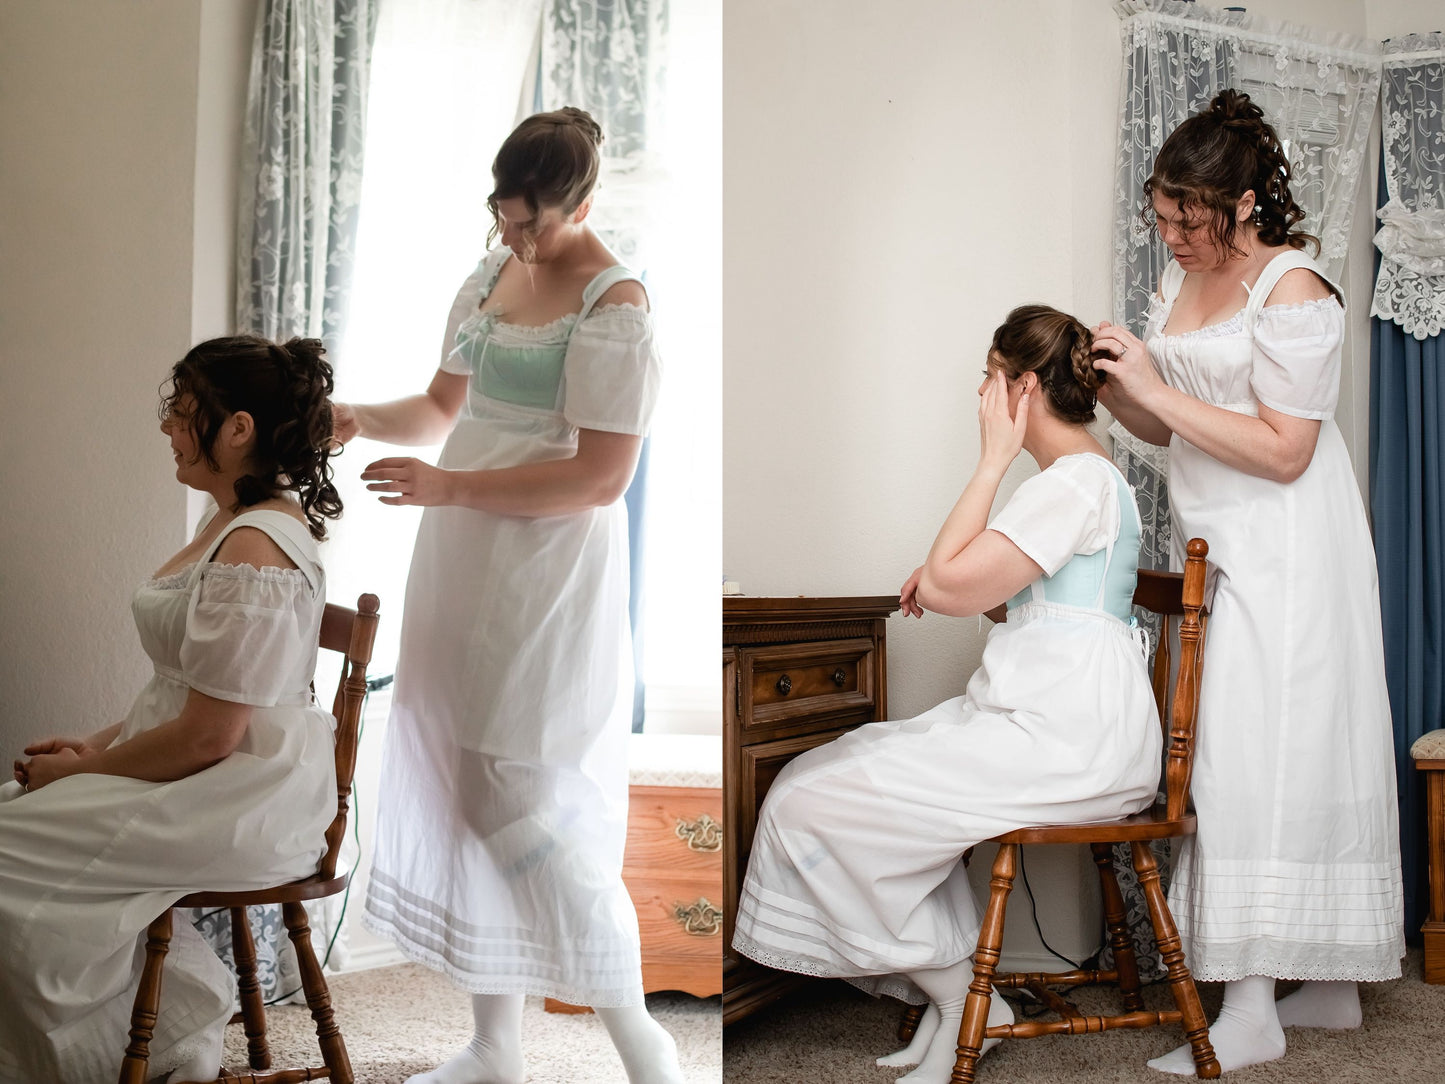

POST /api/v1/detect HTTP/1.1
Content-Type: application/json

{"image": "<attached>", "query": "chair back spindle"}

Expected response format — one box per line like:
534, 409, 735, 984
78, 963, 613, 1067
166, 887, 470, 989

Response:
317, 593, 379, 881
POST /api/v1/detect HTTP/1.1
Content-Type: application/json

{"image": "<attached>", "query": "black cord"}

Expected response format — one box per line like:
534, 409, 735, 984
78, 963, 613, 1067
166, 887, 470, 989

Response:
1018, 847, 1087, 972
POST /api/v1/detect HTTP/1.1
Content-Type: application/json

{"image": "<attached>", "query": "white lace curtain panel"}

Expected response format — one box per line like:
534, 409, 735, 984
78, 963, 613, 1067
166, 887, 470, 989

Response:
1109, 0, 1380, 573
540, 0, 669, 270
1372, 33, 1445, 341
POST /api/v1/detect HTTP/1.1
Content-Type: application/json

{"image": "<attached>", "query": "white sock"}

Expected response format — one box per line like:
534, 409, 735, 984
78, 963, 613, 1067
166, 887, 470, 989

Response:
406, 993, 525, 1084
1147, 974, 1284, 1075
168, 1023, 224, 1083
877, 1001, 940, 1067
594, 1003, 685, 1084
897, 960, 1012, 1084
1275, 980, 1362, 1029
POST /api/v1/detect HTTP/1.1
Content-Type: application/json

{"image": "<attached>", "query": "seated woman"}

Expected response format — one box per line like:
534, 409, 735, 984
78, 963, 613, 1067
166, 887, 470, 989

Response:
0, 335, 343, 1084
731, 305, 1162, 1084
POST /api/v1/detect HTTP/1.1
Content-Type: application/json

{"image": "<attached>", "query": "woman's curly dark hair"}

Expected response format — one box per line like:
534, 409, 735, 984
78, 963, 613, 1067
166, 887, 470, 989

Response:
1143, 88, 1318, 257
159, 335, 343, 540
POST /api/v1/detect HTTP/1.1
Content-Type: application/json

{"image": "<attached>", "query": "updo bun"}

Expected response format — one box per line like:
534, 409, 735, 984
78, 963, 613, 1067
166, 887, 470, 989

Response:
990, 305, 1101, 425
160, 334, 343, 539
486, 106, 605, 256
1144, 88, 1317, 255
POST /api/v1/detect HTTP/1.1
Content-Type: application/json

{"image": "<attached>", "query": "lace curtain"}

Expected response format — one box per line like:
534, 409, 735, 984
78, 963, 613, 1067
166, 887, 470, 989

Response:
1110, 0, 1381, 573
540, 0, 668, 270
1371, 34, 1445, 340
203, 0, 378, 1006
1106, 0, 1380, 975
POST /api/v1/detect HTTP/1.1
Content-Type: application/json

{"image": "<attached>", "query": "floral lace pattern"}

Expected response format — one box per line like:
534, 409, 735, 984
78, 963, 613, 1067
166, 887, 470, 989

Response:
1371, 35, 1445, 340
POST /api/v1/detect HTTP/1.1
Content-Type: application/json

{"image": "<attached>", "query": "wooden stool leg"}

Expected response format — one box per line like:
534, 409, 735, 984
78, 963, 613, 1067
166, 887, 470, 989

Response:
951, 843, 1017, 1084
119, 910, 173, 1084
1131, 840, 1220, 1080
1423, 768, 1445, 984
1093, 842, 1144, 1011
230, 906, 271, 1070
282, 901, 354, 1084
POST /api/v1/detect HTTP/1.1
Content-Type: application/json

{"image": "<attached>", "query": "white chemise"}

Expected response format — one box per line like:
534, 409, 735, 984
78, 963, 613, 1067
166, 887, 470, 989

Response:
1146, 250, 1404, 981
362, 247, 662, 1006
731, 455, 1162, 1004
0, 509, 336, 1084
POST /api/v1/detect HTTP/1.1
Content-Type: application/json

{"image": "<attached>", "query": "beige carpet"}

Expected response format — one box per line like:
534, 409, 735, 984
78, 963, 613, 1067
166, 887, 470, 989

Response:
724, 948, 1445, 1084
220, 965, 722, 1084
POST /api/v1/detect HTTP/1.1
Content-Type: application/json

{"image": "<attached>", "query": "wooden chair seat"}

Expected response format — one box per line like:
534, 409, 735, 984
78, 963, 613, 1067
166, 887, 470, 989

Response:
1410, 728, 1445, 985
898, 539, 1222, 1082
118, 593, 380, 1084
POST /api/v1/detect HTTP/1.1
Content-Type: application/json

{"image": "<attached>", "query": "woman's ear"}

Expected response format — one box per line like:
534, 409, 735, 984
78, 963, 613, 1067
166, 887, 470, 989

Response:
1236, 189, 1257, 223
225, 410, 256, 451
571, 195, 594, 224
1019, 371, 1040, 396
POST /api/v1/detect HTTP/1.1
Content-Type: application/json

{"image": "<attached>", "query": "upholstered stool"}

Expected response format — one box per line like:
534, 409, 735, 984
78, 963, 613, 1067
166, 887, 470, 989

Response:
1412, 728, 1445, 984
546, 733, 723, 1012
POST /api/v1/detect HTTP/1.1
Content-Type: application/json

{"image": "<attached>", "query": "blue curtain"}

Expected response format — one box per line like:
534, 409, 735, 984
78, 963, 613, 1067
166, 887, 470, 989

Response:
1370, 156, 1445, 938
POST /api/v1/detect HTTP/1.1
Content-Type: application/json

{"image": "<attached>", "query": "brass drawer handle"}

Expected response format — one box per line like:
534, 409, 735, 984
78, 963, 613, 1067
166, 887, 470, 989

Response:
775, 674, 792, 695
675, 813, 722, 852
832, 667, 847, 686
673, 897, 722, 936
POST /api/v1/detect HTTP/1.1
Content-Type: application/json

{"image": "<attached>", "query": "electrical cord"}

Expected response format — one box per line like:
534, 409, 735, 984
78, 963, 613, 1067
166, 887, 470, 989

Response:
1018, 847, 1088, 973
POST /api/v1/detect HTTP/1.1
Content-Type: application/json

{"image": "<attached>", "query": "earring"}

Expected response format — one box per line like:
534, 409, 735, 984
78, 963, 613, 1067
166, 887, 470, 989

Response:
1252, 204, 1265, 224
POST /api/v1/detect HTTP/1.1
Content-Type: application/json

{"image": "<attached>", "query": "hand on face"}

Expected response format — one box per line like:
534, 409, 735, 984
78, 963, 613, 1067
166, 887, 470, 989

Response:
978, 370, 1028, 473
1091, 321, 1163, 410
361, 457, 452, 507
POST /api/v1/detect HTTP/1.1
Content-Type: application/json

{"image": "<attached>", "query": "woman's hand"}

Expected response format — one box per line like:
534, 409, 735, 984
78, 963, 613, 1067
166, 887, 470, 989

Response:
1091, 320, 1166, 411
978, 371, 1028, 474
20, 748, 81, 791
331, 402, 360, 447
899, 565, 926, 618
362, 457, 454, 507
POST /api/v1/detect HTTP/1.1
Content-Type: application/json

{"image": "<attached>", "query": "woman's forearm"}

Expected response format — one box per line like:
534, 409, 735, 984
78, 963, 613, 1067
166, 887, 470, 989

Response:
446, 438, 639, 518
63, 692, 250, 783
1146, 384, 1319, 483
353, 394, 458, 446
82, 721, 123, 753
1100, 391, 1173, 446
917, 464, 1008, 607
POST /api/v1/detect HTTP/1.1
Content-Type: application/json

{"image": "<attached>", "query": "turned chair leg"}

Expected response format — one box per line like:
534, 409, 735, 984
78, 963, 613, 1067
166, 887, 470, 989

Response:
1093, 842, 1144, 1011
1131, 840, 1220, 1079
951, 843, 1018, 1084
898, 1002, 926, 1043
118, 909, 174, 1084
230, 906, 272, 1070
282, 901, 354, 1084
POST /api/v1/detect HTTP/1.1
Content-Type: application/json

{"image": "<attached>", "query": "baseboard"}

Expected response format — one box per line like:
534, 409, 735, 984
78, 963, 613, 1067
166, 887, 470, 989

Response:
334, 941, 408, 974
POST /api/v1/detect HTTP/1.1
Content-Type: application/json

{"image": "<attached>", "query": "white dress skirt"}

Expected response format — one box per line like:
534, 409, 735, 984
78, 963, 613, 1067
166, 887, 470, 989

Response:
362, 248, 663, 1007
732, 455, 1162, 1003
1146, 250, 1404, 981
0, 510, 336, 1084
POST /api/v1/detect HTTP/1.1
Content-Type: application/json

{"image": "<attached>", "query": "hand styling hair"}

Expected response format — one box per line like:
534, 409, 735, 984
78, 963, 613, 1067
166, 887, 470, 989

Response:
1143, 88, 1317, 256
160, 335, 343, 540
990, 305, 1102, 425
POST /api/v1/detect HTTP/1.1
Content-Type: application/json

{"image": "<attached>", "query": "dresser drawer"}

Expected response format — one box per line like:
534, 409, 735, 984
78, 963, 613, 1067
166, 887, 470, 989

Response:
739, 638, 878, 733
625, 786, 723, 875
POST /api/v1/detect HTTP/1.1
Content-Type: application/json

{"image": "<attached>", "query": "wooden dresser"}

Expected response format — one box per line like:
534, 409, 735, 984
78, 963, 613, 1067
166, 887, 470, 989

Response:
723, 595, 897, 1025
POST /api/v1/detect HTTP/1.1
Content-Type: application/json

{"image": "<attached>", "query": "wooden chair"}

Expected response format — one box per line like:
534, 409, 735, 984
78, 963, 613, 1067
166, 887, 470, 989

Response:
118, 592, 380, 1084
1411, 728, 1445, 984
896, 538, 1220, 1082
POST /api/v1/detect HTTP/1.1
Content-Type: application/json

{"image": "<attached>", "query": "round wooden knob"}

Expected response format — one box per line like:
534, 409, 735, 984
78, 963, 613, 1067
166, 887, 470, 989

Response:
832, 668, 847, 687
775, 674, 792, 695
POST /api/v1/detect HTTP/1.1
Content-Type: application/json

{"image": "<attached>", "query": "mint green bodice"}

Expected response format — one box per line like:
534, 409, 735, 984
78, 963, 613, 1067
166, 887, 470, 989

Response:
1005, 466, 1140, 621
451, 315, 569, 410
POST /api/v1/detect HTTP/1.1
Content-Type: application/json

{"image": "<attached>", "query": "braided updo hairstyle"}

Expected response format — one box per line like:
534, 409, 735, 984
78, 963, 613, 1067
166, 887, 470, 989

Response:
487, 106, 604, 260
160, 335, 343, 540
1144, 88, 1317, 256
990, 305, 1102, 425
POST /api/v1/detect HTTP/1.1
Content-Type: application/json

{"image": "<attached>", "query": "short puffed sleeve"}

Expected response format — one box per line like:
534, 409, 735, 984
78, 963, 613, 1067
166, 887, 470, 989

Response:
562, 305, 662, 435
179, 566, 320, 706
988, 456, 1119, 576
440, 249, 510, 375
1250, 298, 1344, 420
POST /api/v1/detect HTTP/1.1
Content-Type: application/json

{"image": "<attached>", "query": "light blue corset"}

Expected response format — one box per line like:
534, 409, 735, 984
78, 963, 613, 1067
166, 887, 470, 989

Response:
452, 314, 569, 410
1005, 465, 1141, 621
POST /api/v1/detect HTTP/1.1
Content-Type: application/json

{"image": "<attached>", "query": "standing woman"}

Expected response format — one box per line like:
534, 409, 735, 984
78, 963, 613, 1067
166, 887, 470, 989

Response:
1095, 89, 1403, 1074
333, 108, 680, 1084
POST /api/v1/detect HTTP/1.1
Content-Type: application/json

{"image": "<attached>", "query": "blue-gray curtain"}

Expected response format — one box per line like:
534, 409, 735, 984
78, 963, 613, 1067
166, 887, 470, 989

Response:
1370, 167, 1445, 940
538, 0, 668, 730
200, 0, 378, 1003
